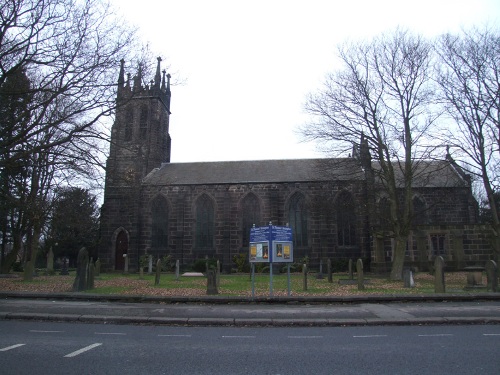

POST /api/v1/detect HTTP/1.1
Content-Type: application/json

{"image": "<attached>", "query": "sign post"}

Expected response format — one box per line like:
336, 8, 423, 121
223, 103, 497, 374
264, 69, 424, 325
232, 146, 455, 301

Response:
249, 223, 293, 297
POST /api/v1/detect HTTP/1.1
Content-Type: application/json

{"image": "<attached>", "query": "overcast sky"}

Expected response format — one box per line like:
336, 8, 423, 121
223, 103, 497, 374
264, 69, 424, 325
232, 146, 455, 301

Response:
110, 0, 500, 163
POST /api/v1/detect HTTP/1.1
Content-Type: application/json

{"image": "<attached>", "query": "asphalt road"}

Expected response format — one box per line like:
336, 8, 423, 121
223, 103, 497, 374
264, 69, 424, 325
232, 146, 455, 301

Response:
1, 321, 499, 374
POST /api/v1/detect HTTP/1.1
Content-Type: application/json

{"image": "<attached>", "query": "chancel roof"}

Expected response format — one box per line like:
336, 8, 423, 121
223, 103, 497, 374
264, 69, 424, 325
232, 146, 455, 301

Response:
142, 158, 364, 185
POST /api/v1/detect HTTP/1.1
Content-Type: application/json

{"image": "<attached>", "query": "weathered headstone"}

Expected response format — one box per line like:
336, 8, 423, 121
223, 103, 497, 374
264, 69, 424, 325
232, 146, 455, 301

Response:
205, 255, 209, 274
485, 260, 498, 292
216, 260, 220, 289
303, 264, 308, 291
154, 258, 161, 286
206, 269, 218, 295
327, 258, 333, 283
23, 260, 32, 281
123, 254, 129, 273
403, 268, 415, 288
87, 258, 95, 290
348, 259, 354, 280
60, 257, 69, 275
95, 258, 101, 277
148, 255, 153, 275
175, 259, 180, 281
316, 259, 324, 279
46, 247, 54, 274
72, 247, 89, 291
356, 258, 365, 291
434, 256, 446, 293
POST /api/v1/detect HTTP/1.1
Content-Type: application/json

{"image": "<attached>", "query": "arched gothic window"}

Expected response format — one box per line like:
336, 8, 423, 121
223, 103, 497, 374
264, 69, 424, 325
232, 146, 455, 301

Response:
196, 194, 214, 248
412, 196, 427, 226
241, 194, 260, 247
151, 196, 169, 251
288, 193, 308, 247
139, 106, 148, 139
378, 196, 391, 229
336, 191, 357, 246
124, 108, 133, 141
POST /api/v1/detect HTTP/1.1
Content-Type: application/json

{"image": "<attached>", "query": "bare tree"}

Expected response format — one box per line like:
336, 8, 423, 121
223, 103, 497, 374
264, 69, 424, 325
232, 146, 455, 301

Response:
0, 0, 143, 273
302, 29, 437, 280
436, 26, 500, 258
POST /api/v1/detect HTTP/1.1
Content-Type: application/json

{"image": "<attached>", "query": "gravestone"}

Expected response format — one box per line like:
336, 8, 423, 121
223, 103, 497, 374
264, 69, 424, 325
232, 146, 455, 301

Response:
60, 257, 69, 275
175, 259, 180, 281
485, 260, 498, 292
216, 260, 220, 289
72, 247, 89, 291
206, 270, 218, 295
316, 259, 324, 279
148, 255, 153, 275
356, 258, 365, 291
95, 258, 101, 277
123, 254, 129, 273
46, 247, 54, 274
403, 268, 415, 288
303, 264, 308, 291
327, 259, 333, 283
154, 258, 161, 286
87, 258, 95, 290
434, 256, 446, 293
348, 259, 354, 280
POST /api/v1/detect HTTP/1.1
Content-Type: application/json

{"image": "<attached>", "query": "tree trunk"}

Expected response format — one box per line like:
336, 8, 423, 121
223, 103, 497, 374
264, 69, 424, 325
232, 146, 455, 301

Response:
390, 236, 407, 280
23, 225, 41, 281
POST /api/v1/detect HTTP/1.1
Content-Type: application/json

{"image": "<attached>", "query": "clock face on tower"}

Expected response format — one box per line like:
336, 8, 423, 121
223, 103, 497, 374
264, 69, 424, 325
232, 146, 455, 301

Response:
125, 167, 135, 183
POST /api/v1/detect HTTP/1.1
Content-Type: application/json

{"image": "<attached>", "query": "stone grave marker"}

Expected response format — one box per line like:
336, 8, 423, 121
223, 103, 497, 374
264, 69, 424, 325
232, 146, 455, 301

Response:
434, 256, 446, 293
356, 258, 365, 291
60, 257, 69, 275
303, 263, 308, 291
327, 258, 333, 283
175, 259, 180, 281
154, 258, 161, 286
348, 259, 354, 280
46, 247, 54, 274
123, 254, 129, 273
485, 260, 498, 292
95, 258, 101, 277
87, 258, 95, 290
206, 270, 218, 295
148, 255, 153, 275
403, 268, 415, 288
72, 247, 89, 291
316, 259, 324, 279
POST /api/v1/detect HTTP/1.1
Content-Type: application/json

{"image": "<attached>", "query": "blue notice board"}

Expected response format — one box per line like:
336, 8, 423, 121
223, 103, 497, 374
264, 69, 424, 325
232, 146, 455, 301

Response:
249, 225, 293, 263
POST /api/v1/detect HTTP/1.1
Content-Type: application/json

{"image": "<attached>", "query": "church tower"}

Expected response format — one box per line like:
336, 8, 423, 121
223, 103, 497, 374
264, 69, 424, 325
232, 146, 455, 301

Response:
99, 58, 171, 271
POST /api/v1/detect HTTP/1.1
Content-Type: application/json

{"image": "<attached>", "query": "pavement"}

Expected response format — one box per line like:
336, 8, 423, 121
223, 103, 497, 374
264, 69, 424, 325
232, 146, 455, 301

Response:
1, 291, 500, 327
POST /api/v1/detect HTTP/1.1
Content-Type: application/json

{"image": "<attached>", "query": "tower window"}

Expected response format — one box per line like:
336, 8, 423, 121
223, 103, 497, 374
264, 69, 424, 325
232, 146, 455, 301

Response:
125, 108, 133, 141
140, 106, 148, 139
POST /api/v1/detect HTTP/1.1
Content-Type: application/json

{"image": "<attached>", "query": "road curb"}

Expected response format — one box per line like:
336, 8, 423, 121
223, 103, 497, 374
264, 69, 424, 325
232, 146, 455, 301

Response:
1, 312, 500, 327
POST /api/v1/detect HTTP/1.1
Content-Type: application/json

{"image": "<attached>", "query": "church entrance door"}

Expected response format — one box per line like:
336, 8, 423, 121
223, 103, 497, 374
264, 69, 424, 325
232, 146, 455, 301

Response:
115, 230, 128, 270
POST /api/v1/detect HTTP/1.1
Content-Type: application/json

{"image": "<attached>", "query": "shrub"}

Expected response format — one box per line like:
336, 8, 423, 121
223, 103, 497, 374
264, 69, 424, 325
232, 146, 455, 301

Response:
232, 253, 250, 273
191, 258, 218, 273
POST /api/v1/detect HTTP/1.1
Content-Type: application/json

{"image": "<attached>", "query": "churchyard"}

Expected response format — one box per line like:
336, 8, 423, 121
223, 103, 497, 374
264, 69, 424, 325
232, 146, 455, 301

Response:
0, 268, 497, 297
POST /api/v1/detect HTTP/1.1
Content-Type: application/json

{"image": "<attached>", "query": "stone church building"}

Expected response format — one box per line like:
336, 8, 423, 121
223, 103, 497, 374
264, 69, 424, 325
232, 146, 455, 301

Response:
98, 59, 494, 273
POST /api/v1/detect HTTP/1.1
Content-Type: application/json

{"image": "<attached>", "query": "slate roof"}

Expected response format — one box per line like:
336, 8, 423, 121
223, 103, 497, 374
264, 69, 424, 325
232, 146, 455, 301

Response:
372, 160, 469, 188
142, 158, 364, 185
142, 158, 470, 188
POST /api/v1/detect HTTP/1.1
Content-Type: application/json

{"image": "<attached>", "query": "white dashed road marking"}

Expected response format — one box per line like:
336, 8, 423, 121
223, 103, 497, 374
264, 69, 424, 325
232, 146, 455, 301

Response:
0, 344, 26, 352
64, 343, 102, 358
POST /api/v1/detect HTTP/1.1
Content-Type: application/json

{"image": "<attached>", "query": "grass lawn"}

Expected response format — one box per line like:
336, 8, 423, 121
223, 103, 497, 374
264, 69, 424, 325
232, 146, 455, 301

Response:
0, 271, 488, 297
